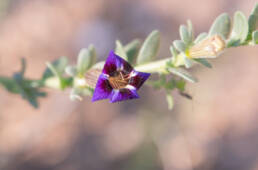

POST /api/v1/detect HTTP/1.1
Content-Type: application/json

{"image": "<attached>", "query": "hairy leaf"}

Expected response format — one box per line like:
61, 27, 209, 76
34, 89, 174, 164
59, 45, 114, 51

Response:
166, 93, 174, 110
194, 58, 212, 68
115, 40, 128, 60
124, 39, 141, 64
179, 25, 192, 45
77, 46, 96, 76
137, 30, 160, 64
194, 32, 208, 44
173, 40, 186, 52
168, 67, 198, 83
209, 13, 231, 39
228, 11, 248, 46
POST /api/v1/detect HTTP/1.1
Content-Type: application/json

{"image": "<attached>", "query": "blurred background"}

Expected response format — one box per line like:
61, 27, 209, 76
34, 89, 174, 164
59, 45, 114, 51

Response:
0, 0, 258, 170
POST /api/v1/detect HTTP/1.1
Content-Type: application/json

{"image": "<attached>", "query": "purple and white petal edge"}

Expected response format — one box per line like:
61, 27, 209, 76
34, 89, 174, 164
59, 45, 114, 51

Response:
129, 71, 151, 89
92, 74, 112, 102
109, 87, 139, 103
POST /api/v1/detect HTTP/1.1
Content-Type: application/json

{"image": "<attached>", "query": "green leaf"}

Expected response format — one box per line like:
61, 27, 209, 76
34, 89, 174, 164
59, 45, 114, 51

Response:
137, 30, 160, 64
209, 13, 231, 39
16, 84, 46, 108
194, 32, 208, 44
170, 45, 178, 57
149, 74, 166, 89
13, 72, 46, 108
166, 93, 174, 110
46, 62, 61, 79
43, 57, 68, 89
115, 40, 128, 60
173, 40, 186, 52
194, 58, 212, 68
65, 65, 77, 76
0, 76, 19, 93
70, 88, 82, 101
168, 67, 198, 83
175, 79, 186, 91
165, 78, 176, 90
88, 44, 97, 63
44, 77, 62, 89
247, 14, 257, 40
20, 58, 26, 76
251, 3, 258, 16
227, 39, 241, 47
124, 39, 141, 64
253, 30, 258, 44
77, 46, 96, 76
0, 58, 46, 108
70, 87, 93, 101
179, 25, 191, 45
184, 55, 194, 68
170, 45, 178, 64
187, 20, 194, 41
228, 11, 248, 46
70, 87, 94, 101
247, 4, 258, 40
42, 57, 68, 81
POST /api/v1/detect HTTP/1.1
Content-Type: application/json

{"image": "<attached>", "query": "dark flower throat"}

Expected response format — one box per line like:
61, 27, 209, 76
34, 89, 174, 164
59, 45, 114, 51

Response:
108, 71, 130, 89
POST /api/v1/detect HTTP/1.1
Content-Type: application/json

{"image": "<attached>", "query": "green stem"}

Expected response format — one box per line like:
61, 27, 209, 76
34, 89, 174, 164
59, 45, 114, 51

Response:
135, 58, 171, 73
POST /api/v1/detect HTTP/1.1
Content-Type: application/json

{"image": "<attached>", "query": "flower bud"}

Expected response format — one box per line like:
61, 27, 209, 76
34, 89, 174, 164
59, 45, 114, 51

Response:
84, 68, 102, 88
189, 35, 225, 58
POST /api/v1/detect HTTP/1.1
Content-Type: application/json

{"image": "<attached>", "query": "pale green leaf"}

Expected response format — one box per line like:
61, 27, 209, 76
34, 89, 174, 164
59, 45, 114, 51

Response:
179, 25, 191, 45
173, 40, 186, 52
44, 57, 69, 89
70, 88, 82, 101
194, 32, 208, 44
124, 39, 141, 64
247, 15, 257, 40
187, 20, 194, 41
184, 55, 194, 68
166, 93, 174, 110
168, 67, 198, 83
88, 44, 97, 64
115, 40, 128, 60
77, 46, 96, 76
253, 30, 258, 44
137, 30, 160, 64
42, 57, 68, 81
65, 65, 77, 76
251, 3, 258, 16
170, 45, 178, 57
247, 4, 258, 40
194, 58, 212, 68
228, 11, 248, 45
209, 13, 231, 39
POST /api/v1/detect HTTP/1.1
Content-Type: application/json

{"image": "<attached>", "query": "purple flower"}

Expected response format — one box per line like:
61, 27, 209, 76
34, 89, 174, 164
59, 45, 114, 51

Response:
92, 51, 151, 103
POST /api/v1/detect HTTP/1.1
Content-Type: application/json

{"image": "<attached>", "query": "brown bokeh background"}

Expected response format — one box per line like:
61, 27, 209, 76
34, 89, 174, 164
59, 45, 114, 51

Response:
0, 0, 258, 170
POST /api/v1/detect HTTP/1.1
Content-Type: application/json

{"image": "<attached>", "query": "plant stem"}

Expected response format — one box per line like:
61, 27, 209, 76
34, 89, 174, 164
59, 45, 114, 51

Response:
135, 58, 170, 73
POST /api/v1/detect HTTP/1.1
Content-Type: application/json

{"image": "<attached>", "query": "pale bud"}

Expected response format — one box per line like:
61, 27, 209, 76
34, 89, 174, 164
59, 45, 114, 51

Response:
189, 35, 225, 58
84, 68, 102, 88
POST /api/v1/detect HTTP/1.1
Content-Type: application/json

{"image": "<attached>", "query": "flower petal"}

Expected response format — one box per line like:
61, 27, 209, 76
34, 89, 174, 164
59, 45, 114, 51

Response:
129, 71, 151, 89
103, 51, 133, 76
92, 74, 112, 102
109, 87, 139, 103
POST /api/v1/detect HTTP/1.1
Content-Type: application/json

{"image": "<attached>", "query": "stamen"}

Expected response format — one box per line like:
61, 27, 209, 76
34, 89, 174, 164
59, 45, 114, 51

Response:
108, 71, 130, 89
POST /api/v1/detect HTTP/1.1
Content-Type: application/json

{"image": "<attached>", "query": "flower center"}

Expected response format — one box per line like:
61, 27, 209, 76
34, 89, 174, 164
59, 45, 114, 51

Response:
108, 71, 130, 89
